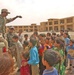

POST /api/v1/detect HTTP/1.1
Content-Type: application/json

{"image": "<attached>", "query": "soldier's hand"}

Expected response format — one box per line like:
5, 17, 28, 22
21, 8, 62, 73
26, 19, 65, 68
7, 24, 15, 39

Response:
16, 16, 22, 18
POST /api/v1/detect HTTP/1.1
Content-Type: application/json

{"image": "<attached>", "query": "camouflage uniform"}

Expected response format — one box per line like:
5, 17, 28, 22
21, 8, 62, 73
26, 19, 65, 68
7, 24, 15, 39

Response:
0, 15, 13, 37
13, 41, 23, 69
0, 15, 13, 52
6, 32, 16, 47
6, 32, 17, 57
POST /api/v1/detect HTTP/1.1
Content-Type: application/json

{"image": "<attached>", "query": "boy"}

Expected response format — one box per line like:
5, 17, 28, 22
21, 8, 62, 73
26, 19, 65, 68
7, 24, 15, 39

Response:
24, 38, 39, 75
23, 41, 29, 52
67, 39, 74, 73
42, 49, 59, 75
28, 38, 39, 75
0, 53, 14, 75
12, 35, 23, 71
24, 34, 29, 42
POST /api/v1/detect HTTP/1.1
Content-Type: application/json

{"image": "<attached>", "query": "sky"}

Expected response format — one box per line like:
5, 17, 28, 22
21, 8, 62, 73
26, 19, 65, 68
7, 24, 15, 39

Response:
0, 0, 74, 26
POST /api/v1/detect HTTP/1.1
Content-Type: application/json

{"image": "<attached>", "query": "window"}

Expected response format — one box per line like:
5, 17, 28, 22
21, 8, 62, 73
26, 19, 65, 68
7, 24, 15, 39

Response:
24, 26, 26, 28
19, 26, 22, 28
30, 29, 33, 31
30, 26, 33, 28
67, 24, 73, 31
49, 22, 52, 25
67, 18, 73, 23
54, 21, 58, 24
26, 29, 28, 32
54, 26, 58, 31
49, 27, 52, 30
25, 26, 28, 28
34, 28, 37, 30
60, 19, 64, 24
14, 26, 17, 28
34, 26, 37, 28
45, 22, 47, 25
60, 26, 64, 30
46, 27, 48, 31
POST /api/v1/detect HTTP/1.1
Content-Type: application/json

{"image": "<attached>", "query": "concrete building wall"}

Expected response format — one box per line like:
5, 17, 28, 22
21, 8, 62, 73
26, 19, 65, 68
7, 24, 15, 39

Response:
6, 16, 74, 32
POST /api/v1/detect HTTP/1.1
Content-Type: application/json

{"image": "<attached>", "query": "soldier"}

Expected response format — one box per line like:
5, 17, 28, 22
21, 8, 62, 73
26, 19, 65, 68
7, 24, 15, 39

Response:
6, 26, 18, 57
12, 35, 23, 71
0, 8, 22, 37
0, 8, 22, 52
6, 26, 16, 47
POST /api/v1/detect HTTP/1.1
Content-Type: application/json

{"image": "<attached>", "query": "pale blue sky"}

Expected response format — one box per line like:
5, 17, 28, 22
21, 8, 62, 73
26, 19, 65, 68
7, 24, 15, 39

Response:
0, 0, 74, 26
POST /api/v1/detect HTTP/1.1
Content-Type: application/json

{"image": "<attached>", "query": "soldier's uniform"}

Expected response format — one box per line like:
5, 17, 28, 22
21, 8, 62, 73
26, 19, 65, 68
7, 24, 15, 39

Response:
0, 9, 15, 52
0, 15, 10, 52
15, 41, 23, 69
6, 29, 17, 56
6, 31, 16, 47
0, 13, 13, 37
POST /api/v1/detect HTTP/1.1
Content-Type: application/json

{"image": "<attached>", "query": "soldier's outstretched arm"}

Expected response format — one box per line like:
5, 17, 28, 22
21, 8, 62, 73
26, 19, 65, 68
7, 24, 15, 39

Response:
6, 16, 22, 23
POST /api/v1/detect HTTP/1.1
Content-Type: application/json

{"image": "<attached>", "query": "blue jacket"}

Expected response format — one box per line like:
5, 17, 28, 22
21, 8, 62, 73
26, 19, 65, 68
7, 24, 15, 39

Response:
43, 68, 58, 75
28, 46, 39, 65
67, 45, 74, 59
64, 38, 70, 52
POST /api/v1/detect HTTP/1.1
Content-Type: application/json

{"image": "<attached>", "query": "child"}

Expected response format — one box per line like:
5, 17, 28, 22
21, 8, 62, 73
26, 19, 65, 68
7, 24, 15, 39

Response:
24, 34, 29, 42
0, 53, 14, 75
67, 39, 74, 73
53, 39, 65, 75
20, 52, 30, 75
46, 32, 51, 38
44, 38, 52, 50
39, 38, 45, 75
18, 29, 23, 44
23, 40, 30, 52
12, 35, 23, 71
42, 49, 59, 75
27, 38, 39, 75
63, 32, 70, 54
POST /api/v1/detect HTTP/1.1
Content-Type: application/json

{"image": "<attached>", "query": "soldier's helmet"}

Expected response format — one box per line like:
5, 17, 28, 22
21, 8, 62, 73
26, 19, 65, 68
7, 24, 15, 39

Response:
1, 9, 10, 14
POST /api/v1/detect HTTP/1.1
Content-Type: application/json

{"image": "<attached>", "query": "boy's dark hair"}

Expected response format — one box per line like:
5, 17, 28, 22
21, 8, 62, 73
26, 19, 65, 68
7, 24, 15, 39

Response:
0, 53, 14, 75
70, 39, 74, 43
22, 52, 29, 59
55, 39, 65, 49
64, 32, 68, 36
52, 33, 56, 35
43, 49, 61, 66
46, 37, 50, 40
23, 41, 29, 46
64, 32, 70, 39
57, 34, 60, 37
47, 32, 51, 36
30, 38, 37, 46
39, 34, 46, 37
24, 34, 28, 37
33, 31, 38, 36
12, 35, 18, 39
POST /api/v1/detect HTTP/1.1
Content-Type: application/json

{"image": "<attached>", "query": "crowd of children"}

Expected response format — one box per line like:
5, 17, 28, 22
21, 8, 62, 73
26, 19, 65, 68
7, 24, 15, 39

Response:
0, 30, 74, 75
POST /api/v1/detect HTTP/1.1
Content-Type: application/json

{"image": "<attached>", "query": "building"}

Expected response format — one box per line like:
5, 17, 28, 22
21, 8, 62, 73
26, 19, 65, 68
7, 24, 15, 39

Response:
6, 24, 40, 32
39, 22, 48, 32
6, 16, 74, 32
46, 16, 74, 31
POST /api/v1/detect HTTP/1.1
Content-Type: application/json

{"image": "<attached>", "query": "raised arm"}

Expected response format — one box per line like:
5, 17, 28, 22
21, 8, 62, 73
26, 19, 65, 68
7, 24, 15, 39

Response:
6, 16, 22, 23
